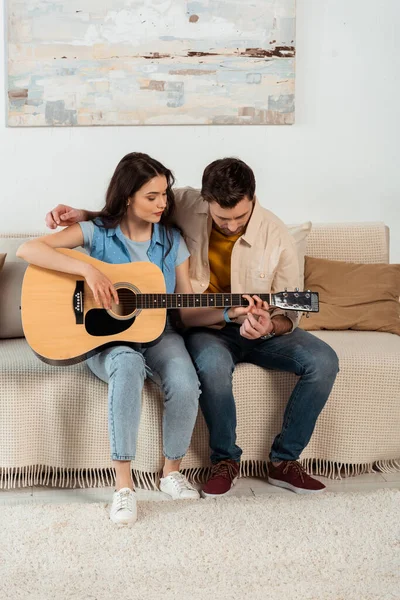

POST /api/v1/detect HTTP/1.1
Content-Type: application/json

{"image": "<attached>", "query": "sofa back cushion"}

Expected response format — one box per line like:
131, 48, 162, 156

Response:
287, 222, 312, 288
0, 262, 28, 338
306, 222, 389, 263
0, 235, 45, 339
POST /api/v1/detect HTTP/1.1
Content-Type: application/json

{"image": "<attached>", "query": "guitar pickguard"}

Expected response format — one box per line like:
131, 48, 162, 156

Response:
85, 309, 136, 336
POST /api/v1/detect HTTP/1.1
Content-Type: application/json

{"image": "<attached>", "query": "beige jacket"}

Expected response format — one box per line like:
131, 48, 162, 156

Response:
173, 187, 301, 329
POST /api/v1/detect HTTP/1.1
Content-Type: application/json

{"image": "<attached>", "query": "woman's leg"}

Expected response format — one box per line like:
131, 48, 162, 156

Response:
87, 345, 148, 491
143, 328, 201, 474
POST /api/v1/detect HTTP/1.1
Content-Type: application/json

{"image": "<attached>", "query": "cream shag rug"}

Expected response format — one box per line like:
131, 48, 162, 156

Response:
0, 489, 399, 600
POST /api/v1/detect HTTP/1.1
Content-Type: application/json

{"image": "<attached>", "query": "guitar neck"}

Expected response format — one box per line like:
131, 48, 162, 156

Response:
132, 293, 272, 309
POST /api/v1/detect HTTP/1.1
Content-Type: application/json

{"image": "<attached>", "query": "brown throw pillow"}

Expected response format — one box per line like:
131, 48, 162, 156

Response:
0, 253, 6, 272
300, 256, 400, 335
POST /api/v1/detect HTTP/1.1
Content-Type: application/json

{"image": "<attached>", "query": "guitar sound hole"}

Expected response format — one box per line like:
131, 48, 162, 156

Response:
111, 288, 137, 317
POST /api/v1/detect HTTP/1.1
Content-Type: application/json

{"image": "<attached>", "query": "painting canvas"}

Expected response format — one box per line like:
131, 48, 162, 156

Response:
7, 0, 296, 127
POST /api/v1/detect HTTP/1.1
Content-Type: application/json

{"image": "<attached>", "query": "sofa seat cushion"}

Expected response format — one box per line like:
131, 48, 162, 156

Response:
1, 331, 399, 475
300, 330, 400, 463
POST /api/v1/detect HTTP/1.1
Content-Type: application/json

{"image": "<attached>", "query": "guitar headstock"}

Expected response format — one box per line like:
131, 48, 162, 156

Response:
271, 290, 319, 312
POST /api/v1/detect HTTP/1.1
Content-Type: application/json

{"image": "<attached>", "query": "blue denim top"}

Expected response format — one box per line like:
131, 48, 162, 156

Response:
90, 219, 180, 293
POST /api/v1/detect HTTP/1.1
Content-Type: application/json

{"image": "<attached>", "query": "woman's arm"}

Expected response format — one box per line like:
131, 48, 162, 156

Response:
17, 224, 88, 275
16, 225, 118, 309
174, 259, 252, 328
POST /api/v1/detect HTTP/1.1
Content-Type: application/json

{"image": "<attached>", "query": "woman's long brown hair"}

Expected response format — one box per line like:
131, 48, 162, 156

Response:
96, 152, 176, 254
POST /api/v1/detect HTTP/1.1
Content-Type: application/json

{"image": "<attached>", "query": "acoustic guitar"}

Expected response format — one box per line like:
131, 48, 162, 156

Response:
21, 249, 319, 365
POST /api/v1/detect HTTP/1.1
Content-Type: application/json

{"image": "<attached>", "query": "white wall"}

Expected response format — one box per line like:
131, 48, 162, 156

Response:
1, 0, 399, 260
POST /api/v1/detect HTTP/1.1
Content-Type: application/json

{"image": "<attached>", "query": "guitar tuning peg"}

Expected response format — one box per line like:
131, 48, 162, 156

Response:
306, 313, 310, 318
294, 287, 299, 292
284, 287, 288, 292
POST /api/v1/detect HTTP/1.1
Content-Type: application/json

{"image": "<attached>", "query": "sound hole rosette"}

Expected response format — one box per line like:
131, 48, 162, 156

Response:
106, 282, 142, 321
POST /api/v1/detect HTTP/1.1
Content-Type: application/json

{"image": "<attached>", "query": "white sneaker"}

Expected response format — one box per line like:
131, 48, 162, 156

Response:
160, 472, 200, 500
110, 487, 137, 526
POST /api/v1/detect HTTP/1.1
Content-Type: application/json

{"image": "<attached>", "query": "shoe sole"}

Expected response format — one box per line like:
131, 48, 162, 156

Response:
111, 517, 137, 527
267, 476, 326, 494
201, 476, 238, 498
160, 491, 200, 500
109, 506, 138, 527
159, 485, 200, 501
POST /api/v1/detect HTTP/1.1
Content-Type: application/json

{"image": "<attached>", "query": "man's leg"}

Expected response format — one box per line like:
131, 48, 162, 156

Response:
244, 328, 339, 493
185, 327, 242, 463
184, 327, 242, 496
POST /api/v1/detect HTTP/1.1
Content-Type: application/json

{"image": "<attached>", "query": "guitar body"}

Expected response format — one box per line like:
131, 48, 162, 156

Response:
21, 249, 167, 365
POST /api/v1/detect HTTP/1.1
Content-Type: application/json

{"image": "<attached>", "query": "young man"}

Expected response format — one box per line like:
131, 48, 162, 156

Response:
46, 158, 339, 496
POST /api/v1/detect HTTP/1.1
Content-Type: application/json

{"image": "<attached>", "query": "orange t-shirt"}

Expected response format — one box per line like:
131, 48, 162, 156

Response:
206, 226, 242, 293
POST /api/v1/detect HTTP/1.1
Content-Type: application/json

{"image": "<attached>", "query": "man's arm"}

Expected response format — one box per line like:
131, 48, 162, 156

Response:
44, 187, 201, 230
270, 315, 293, 335
237, 228, 301, 339
45, 204, 100, 229
175, 259, 257, 328
236, 298, 292, 340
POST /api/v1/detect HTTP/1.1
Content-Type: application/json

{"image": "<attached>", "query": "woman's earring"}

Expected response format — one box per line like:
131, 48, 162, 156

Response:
126, 201, 130, 206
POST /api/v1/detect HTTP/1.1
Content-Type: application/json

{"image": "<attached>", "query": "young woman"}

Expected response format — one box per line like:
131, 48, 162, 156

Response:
17, 152, 201, 526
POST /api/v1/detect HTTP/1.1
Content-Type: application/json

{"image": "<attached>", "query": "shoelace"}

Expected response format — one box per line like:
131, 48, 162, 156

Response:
282, 461, 306, 483
211, 460, 238, 482
115, 489, 134, 511
169, 472, 196, 492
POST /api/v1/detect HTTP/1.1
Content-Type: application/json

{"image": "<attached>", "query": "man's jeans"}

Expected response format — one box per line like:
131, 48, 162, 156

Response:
185, 325, 339, 463
87, 323, 200, 462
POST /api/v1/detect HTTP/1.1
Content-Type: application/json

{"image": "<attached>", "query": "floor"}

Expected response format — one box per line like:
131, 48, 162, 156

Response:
1, 471, 399, 506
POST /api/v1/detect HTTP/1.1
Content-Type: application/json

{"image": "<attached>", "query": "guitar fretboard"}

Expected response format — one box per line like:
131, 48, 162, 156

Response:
122, 293, 272, 309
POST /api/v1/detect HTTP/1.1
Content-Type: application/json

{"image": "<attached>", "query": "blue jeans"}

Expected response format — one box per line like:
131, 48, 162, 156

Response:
185, 325, 339, 463
87, 324, 200, 461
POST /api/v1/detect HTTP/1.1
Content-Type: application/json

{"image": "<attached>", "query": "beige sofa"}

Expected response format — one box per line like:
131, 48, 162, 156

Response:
1, 223, 399, 489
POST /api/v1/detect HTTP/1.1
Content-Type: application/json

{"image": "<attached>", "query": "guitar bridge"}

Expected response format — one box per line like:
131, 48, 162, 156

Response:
73, 281, 84, 324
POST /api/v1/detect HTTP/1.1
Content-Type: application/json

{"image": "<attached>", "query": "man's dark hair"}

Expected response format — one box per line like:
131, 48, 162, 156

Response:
201, 158, 256, 208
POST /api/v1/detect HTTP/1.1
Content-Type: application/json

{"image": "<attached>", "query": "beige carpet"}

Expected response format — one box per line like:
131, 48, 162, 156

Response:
1, 489, 399, 600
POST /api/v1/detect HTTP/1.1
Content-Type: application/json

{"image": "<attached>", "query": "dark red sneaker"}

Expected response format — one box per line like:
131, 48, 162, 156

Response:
268, 461, 326, 494
202, 460, 240, 497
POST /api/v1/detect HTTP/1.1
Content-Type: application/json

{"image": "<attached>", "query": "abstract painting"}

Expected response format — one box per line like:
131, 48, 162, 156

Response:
7, 0, 296, 126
